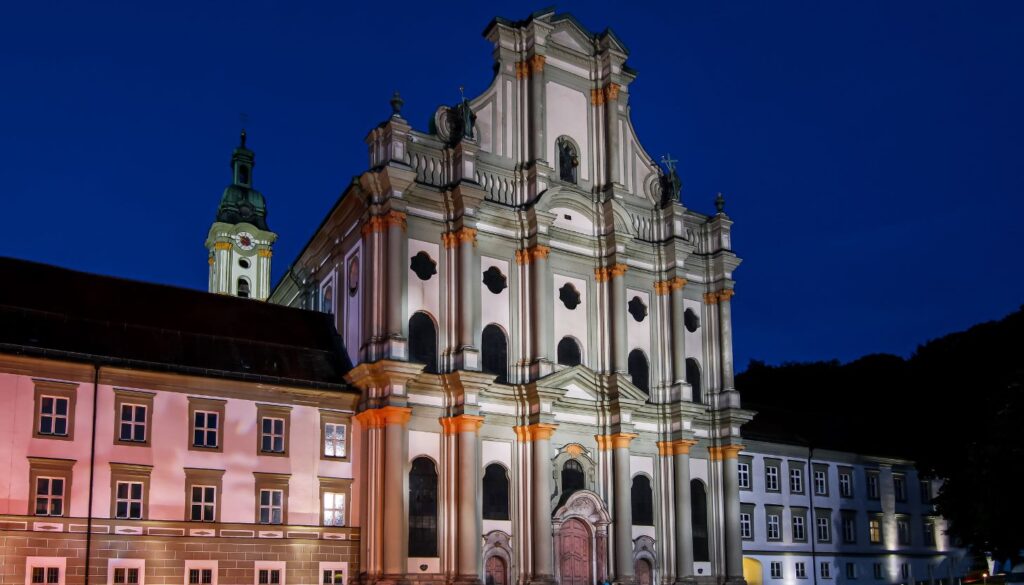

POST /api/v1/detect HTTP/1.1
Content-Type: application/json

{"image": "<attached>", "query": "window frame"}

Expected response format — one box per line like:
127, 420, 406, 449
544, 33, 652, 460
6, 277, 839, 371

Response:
842, 511, 857, 544
26, 557, 66, 585
317, 562, 348, 585
253, 562, 285, 585
897, 516, 911, 545
28, 458, 75, 517
739, 512, 752, 540
256, 404, 292, 457
184, 468, 224, 523
766, 512, 781, 541
32, 380, 77, 441
789, 462, 805, 494
839, 468, 854, 498
254, 472, 290, 525
770, 562, 782, 579
109, 463, 152, 520
791, 508, 807, 542
765, 463, 780, 492
866, 470, 880, 500
112, 389, 154, 447
923, 518, 936, 546
820, 562, 832, 580
846, 563, 857, 580
796, 562, 807, 579
815, 509, 832, 543
868, 514, 883, 544
737, 457, 752, 490
318, 477, 352, 527
893, 474, 907, 502
873, 563, 883, 580
184, 561, 217, 585
107, 559, 145, 585
813, 464, 829, 496
188, 397, 226, 453
320, 410, 351, 462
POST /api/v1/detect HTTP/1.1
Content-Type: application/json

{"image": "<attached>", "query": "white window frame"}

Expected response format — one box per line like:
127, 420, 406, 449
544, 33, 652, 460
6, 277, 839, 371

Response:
322, 491, 346, 527
796, 562, 807, 579
324, 422, 346, 458
839, 472, 852, 497
108, 559, 145, 585
790, 468, 804, 493
118, 403, 148, 443
193, 411, 219, 449
254, 562, 285, 585
765, 466, 779, 491
739, 513, 751, 539
767, 514, 781, 540
816, 515, 831, 542
814, 470, 827, 495
114, 481, 144, 520
25, 557, 65, 585
190, 484, 217, 522
34, 476, 66, 517
260, 417, 285, 453
259, 489, 284, 524
38, 396, 70, 437
867, 473, 880, 499
770, 562, 782, 579
821, 562, 831, 579
317, 563, 348, 585
869, 517, 882, 544
793, 514, 806, 541
894, 475, 907, 501
737, 462, 750, 489
184, 561, 218, 585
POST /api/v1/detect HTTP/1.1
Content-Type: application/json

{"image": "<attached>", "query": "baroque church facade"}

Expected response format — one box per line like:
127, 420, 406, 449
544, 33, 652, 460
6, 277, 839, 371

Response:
267, 10, 750, 585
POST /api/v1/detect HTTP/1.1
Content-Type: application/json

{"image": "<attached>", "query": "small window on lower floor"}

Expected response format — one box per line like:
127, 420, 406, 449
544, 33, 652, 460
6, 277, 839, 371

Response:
318, 563, 347, 585
796, 562, 807, 579
29, 566, 62, 585
108, 560, 144, 585
184, 561, 217, 585
820, 562, 832, 579
770, 562, 782, 579
846, 563, 857, 579
255, 563, 285, 585
113, 569, 139, 584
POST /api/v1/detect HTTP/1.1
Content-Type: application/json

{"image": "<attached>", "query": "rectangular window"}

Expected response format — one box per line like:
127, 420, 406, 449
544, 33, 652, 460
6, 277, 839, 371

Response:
35, 477, 66, 517
790, 467, 804, 493
897, 518, 910, 545
259, 489, 284, 524
28, 559, 65, 585
793, 514, 806, 541
923, 519, 935, 546
901, 564, 909, 579
846, 563, 857, 579
740, 513, 752, 539
188, 570, 213, 585
257, 570, 280, 585
842, 513, 857, 543
816, 513, 831, 542
894, 475, 907, 502
323, 422, 347, 459
770, 562, 782, 579
323, 492, 345, 527
796, 562, 807, 579
113, 569, 140, 584
737, 462, 750, 489
193, 411, 219, 449
867, 472, 880, 500
873, 564, 883, 580
814, 470, 828, 495
38, 396, 70, 437
821, 563, 831, 579
920, 480, 931, 503
191, 485, 216, 522
765, 466, 779, 491
767, 514, 781, 540
322, 570, 344, 585
31, 567, 61, 584
114, 481, 144, 519
839, 472, 853, 498
261, 418, 285, 453
118, 404, 147, 443
869, 517, 882, 544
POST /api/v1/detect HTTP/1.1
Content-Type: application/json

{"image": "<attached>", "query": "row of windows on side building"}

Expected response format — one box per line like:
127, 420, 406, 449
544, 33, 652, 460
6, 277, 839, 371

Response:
740, 507, 938, 546
767, 559, 919, 581
27, 560, 345, 585
738, 460, 932, 502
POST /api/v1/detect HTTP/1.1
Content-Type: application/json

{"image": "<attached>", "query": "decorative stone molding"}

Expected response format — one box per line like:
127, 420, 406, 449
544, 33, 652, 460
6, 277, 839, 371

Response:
604, 83, 620, 101
654, 277, 687, 295
442, 227, 477, 249
513, 422, 558, 442
671, 439, 699, 456
595, 432, 638, 450
257, 248, 273, 258
514, 244, 550, 265
361, 210, 407, 236
707, 444, 744, 461
514, 55, 545, 79
591, 88, 605, 106
529, 54, 546, 73
355, 405, 412, 429
213, 242, 232, 251
704, 289, 736, 304
719, 289, 735, 301
594, 263, 628, 282
703, 291, 719, 304
514, 61, 529, 79
439, 414, 484, 434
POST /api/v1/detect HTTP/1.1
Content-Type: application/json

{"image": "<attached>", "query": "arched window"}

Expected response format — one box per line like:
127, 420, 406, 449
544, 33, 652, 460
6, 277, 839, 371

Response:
631, 474, 654, 526
691, 479, 710, 562
321, 285, 334, 315
409, 312, 438, 373
561, 459, 585, 496
557, 337, 582, 367
482, 463, 510, 520
409, 457, 438, 557
686, 358, 702, 404
481, 324, 508, 383
237, 277, 250, 298
628, 349, 650, 394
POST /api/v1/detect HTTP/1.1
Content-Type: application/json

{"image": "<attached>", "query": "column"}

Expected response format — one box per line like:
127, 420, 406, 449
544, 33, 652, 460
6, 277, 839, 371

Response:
525, 423, 558, 585
717, 290, 736, 391
604, 83, 621, 186
672, 440, 697, 584
530, 245, 553, 368
610, 265, 629, 373
386, 211, 408, 343
527, 54, 547, 163
669, 279, 688, 386
381, 406, 412, 582
443, 415, 485, 585
458, 228, 479, 352
715, 444, 745, 579
610, 433, 638, 584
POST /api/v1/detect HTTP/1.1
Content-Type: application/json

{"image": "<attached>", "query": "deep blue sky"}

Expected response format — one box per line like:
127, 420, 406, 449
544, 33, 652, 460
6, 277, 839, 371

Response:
2, 1, 1022, 370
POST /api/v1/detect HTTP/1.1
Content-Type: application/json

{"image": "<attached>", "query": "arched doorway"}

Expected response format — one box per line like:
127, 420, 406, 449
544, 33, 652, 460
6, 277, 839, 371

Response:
743, 557, 764, 585
558, 518, 591, 585
484, 556, 507, 585
636, 559, 653, 585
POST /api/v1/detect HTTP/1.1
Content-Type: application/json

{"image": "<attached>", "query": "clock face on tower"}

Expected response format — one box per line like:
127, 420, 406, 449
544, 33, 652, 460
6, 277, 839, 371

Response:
236, 232, 255, 251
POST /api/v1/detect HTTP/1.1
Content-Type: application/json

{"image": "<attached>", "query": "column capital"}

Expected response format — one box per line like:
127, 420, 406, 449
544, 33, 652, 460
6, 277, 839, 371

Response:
529, 54, 546, 73
514, 422, 558, 442
355, 405, 412, 427
213, 241, 232, 251
671, 439, 699, 456
514, 244, 550, 265
440, 414, 485, 434
257, 248, 273, 258
596, 432, 639, 450
654, 277, 687, 295
442, 227, 477, 249
718, 288, 735, 301
604, 83, 620, 102
595, 263, 628, 282
707, 444, 744, 461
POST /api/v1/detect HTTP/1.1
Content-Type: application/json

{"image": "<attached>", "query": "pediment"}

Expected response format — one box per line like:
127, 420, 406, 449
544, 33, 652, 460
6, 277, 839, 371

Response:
537, 364, 603, 396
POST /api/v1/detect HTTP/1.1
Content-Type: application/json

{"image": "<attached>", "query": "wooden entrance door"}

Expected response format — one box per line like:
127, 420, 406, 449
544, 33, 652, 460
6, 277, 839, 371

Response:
559, 519, 591, 585
636, 559, 653, 585
485, 556, 506, 585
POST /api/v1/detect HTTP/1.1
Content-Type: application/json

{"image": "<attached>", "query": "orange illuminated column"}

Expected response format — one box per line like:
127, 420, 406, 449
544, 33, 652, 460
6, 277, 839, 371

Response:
600, 432, 638, 583
380, 406, 412, 582
518, 423, 558, 584
442, 415, 485, 585
711, 444, 745, 578
668, 439, 698, 582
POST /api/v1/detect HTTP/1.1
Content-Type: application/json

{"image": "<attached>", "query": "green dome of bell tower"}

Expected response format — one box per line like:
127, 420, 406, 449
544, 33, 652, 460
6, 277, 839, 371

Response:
215, 129, 270, 231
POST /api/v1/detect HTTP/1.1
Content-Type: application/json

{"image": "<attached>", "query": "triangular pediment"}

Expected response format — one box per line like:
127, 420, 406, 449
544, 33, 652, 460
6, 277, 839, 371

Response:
537, 364, 602, 397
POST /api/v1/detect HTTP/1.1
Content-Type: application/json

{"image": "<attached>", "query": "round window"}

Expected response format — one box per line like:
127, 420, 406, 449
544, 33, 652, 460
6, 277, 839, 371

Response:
238, 258, 250, 269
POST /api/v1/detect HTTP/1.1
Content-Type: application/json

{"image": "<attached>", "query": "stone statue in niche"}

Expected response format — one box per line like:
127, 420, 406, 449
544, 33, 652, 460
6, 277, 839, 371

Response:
558, 138, 579, 184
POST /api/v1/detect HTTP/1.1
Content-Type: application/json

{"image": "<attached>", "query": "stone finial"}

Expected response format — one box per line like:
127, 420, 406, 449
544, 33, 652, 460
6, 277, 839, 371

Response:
390, 91, 404, 116
715, 192, 726, 214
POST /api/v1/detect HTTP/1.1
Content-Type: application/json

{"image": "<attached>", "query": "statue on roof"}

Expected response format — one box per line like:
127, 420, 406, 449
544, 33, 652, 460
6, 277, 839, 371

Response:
659, 153, 682, 208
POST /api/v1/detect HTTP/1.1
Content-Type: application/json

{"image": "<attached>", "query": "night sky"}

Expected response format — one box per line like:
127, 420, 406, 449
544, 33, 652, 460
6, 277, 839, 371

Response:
2, 1, 1022, 371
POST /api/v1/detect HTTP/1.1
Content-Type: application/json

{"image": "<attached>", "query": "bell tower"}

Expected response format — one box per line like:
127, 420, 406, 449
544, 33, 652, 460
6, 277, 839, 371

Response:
205, 130, 277, 300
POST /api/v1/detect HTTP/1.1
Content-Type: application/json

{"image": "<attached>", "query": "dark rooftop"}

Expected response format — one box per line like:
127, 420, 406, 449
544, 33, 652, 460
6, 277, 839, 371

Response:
0, 257, 354, 390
